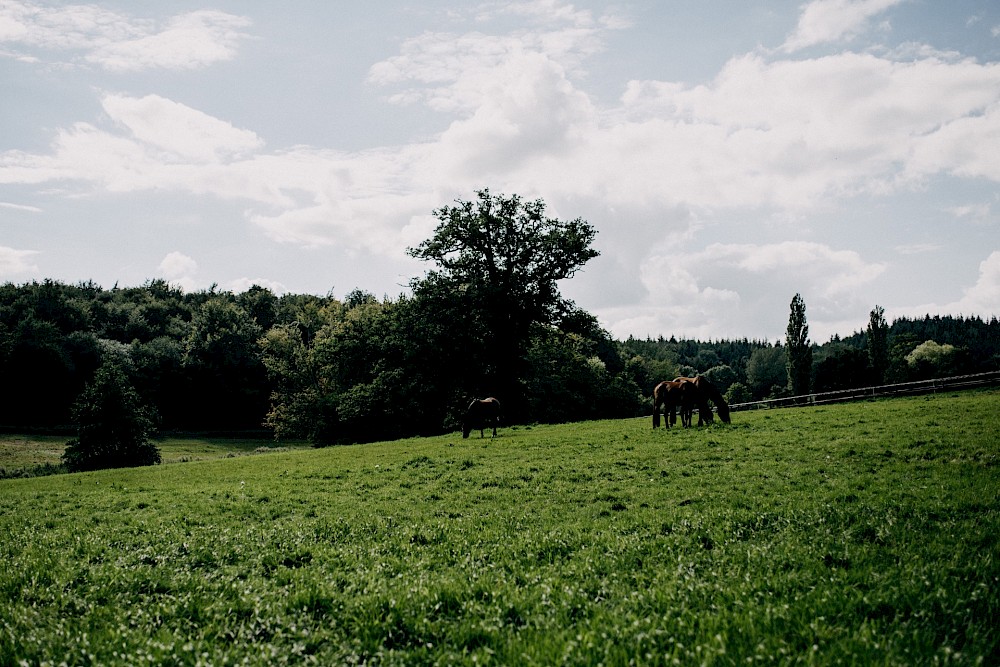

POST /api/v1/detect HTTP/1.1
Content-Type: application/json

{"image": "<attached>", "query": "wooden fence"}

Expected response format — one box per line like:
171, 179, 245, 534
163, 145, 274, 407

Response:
728, 370, 1000, 413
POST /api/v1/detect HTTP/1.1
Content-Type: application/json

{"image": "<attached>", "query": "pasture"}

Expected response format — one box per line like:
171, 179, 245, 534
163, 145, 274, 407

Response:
1, 390, 997, 665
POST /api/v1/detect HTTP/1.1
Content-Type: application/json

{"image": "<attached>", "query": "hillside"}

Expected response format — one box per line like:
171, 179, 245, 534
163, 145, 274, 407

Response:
2, 390, 998, 665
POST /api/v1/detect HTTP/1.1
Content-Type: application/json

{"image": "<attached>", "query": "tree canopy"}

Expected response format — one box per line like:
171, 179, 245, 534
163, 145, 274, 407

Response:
408, 189, 600, 419
62, 359, 160, 472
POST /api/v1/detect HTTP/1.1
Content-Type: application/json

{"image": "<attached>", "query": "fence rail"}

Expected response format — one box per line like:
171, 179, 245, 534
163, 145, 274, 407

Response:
727, 370, 1000, 413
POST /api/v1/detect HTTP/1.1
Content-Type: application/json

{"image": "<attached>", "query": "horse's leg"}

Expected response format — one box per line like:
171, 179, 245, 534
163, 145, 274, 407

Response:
697, 400, 712, 426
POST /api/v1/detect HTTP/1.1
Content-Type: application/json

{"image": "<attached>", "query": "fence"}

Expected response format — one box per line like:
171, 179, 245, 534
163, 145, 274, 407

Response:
728, 370, 1000, 413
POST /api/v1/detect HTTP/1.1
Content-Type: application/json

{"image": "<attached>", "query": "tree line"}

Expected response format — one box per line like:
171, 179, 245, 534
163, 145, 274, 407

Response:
2, 191, 998, 466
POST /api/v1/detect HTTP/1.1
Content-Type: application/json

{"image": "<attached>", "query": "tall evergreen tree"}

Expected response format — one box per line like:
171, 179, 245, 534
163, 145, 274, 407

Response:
785, 293, 812, 396
867, 305, 889, 384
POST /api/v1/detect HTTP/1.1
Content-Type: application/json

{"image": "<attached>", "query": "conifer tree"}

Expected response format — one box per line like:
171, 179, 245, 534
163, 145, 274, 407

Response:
867, 305, 889, 384
785, 293, 812, 396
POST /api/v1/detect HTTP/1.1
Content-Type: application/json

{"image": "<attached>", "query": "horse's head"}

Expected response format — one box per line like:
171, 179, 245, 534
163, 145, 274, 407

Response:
462, 423, 471, 439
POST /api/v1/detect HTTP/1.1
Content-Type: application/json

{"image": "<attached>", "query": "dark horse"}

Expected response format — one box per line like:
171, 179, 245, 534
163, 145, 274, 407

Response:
652, 380, 695, 428
462, 397, 501, 439
674, 376, 731, 425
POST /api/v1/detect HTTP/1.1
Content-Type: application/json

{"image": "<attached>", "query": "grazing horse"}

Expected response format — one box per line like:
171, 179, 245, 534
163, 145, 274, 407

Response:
652, 380, 695, 428
462, 397, 501, 439
673, 376, 731, 425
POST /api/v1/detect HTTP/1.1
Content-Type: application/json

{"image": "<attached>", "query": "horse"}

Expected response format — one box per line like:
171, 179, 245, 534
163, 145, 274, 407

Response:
652, 380, 695, 428
673, 376, 731, 425
462, 397, 501, 439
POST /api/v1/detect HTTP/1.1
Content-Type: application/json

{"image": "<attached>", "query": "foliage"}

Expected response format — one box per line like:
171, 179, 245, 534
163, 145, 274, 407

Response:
746, 345, 788, 399
1, 246, 999, 441
724, 381, 752, 405
61, 361, 160, 472
812, 344, 870, 392
2, 390, 998, 665
408, 189, 600, 420
701, 364, 737, 393
866, 305, 889, 384
785, 293, 812, 395
905, 339, 962, 380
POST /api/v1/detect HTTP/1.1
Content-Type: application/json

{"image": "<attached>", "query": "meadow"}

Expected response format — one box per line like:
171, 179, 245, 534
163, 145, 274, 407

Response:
1, 390, 997, 666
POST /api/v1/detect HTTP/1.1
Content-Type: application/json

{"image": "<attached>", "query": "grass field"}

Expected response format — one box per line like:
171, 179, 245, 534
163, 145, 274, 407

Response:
0, 434, 312, 477
1, 389, 997, 665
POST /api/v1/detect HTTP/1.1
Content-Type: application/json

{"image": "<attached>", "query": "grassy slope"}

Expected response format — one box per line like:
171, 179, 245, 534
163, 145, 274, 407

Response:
0, 435, 311, 474
1, 390, 997, 665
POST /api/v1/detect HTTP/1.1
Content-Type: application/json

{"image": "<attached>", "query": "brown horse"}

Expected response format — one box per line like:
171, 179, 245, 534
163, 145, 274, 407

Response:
462, 397, 501, 438
652, 380, 695, 428
673, 376, 731, 424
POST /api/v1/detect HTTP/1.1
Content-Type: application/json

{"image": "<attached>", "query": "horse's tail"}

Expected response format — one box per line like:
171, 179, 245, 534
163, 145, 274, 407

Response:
697, 377, 731, 423
652, 384, 662, 428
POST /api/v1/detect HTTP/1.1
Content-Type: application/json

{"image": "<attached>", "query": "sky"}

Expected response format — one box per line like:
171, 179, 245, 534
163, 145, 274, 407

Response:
1, 0, 998, 342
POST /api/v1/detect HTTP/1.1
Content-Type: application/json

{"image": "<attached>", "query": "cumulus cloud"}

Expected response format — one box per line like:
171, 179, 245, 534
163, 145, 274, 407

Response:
782, 0, 906, 52
1, 0, 998, 338
225, 277, 288, 295
158, 251, 197, 278
956, 251, 1000, 316
102, 94, 263, 162
157, 251, 198, 292
0, 1, 250, 70
3, 4, 998, 252
894, 251, 1000, 321
0, 246, 39, 276
86, 10, 251, 71
590, 241, 888, 341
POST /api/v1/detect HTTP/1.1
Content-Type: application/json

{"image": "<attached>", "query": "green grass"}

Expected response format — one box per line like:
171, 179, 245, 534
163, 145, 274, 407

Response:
1, 390, 997, 665
0, 434, 311, 477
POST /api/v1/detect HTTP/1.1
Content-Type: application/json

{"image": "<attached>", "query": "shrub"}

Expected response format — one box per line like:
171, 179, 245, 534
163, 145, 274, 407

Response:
62, 361, 160, 472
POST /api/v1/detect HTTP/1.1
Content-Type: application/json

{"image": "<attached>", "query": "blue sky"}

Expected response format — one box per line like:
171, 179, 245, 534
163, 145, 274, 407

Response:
1, 0, 998, 341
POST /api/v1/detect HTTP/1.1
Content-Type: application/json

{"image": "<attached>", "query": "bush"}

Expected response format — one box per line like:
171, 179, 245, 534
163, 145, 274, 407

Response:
725, 382, 752, 405
62, 361, 160, 472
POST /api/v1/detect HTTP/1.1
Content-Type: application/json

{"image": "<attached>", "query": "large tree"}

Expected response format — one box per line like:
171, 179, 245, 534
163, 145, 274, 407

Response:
408, 189, 599, 420
785, 293, 812, 396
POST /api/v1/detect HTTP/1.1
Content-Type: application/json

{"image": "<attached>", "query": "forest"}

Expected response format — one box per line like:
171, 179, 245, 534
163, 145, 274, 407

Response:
2, 191, 998, 447
3, 277, 996, 443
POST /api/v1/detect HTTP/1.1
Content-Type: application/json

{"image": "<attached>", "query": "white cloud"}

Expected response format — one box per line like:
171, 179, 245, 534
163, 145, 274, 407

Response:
0, 2, 250, 71
367, 2, 624, 113
158, 251, 197, 279
102, 94, 263, 162
592, 241, 887, 341
225, 277, 288, 295
0, 245, 39, 276
956, 251, 1000, 316
0, 2, 143, 51
157, 252, 199, 292
87, 10, 251, 71
0, 0, 998, 343
782, 0, 906, 52
947, 202, 993, 223
1, 9, 997, 260
0, 201, 42, 213
895, 251, 1000, 320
